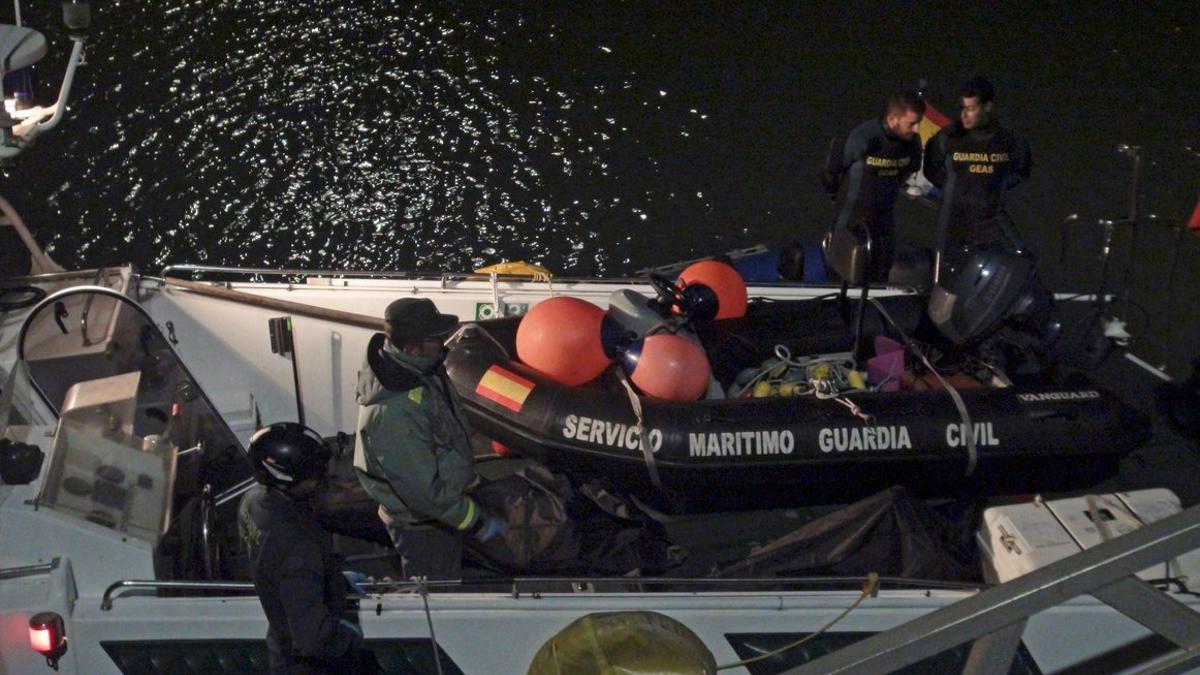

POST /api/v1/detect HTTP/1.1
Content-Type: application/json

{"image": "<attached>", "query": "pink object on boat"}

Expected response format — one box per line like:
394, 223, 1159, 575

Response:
867, 336, 906, 392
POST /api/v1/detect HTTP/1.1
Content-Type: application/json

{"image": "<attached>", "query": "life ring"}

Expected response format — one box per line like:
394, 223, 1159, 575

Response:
0, 285, 46, 312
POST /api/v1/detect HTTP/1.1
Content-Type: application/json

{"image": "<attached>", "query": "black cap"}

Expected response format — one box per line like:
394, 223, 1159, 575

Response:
384, 298, 459, 346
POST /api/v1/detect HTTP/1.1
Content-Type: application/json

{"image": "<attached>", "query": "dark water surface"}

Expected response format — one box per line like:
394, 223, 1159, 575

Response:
4, 1, 1200, 370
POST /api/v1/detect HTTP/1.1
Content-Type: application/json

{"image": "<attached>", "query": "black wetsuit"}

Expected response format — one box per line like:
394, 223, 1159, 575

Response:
238, 484, 365, 674
923, 119, 1032, 274
821, 118, 922, 282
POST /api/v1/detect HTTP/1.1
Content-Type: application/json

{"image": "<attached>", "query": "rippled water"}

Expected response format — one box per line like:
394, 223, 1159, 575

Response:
4, 1, 1200, 368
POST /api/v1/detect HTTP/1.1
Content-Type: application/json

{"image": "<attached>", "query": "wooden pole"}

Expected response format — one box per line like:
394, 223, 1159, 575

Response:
161, 277, 386, 331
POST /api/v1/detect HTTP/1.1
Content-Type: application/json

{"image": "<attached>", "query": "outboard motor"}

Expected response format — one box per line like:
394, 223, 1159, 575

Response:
928, 246, 1054, 347
608, 289, 673, 343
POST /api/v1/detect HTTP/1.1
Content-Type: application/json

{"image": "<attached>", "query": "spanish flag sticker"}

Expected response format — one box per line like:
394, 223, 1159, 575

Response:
475, 365, 535, 412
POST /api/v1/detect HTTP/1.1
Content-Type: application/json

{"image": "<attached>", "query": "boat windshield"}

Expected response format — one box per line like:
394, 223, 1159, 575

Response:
16, 287, 250, 546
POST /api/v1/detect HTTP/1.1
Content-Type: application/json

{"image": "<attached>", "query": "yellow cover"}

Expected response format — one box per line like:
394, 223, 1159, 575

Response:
527, 611, 716, 675
474, 260, 553, 281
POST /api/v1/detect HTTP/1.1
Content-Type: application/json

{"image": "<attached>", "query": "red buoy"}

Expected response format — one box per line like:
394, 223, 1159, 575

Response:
516, 297, 610, 386
678, 260, 747, 319
621, 333, 711, 400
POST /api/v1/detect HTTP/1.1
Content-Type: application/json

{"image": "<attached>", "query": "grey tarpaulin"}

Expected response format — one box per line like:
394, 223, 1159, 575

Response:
715, 486, 977, 581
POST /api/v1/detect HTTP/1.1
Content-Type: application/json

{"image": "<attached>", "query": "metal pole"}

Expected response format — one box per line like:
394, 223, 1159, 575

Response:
1119, 145, 1141, 322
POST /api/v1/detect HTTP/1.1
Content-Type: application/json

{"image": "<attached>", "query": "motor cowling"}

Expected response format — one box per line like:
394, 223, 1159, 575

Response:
928, 246, 1053, 347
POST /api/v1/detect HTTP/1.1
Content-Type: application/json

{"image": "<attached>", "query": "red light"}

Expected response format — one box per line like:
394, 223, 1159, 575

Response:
28, 611, 65, 663
29, 625, 53, 653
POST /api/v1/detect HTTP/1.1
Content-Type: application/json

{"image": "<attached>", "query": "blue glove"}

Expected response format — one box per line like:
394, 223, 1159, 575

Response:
473, 514, 508, 543
342, 570, 369, 595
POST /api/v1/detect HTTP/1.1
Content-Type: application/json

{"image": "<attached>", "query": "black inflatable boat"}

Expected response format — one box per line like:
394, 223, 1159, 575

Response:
444, 281, 1149, 510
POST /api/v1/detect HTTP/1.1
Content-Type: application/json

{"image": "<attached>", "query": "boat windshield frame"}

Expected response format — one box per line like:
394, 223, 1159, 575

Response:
14, 286, 252, 535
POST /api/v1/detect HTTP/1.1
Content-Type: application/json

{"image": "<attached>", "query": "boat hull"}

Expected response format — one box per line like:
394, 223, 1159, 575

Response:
446, 298, 1149, 509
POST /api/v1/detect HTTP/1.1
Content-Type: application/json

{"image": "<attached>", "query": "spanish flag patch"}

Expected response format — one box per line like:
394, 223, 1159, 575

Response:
475, 365, 535, 412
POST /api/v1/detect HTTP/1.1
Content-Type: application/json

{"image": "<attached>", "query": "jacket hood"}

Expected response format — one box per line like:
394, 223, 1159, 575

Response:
356, 333, 427, 405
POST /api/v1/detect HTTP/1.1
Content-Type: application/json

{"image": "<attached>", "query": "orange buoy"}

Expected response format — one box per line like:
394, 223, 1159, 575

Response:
621, 333, 710, 400
678, 260, 747, 320
516, 297, 610, 386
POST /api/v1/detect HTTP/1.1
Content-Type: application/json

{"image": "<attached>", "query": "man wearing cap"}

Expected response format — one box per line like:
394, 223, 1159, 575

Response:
353, 298, 507, 580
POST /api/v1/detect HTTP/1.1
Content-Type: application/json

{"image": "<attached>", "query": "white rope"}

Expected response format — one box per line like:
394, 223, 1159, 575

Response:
488, 271, 501, 318
831, 395, 875, 426
616, 369, 663, 490
412, 576, 445, 675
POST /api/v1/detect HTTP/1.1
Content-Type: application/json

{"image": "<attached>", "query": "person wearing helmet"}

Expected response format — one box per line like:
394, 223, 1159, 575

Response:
820, 90, 926, 283
353, 298, 507, 580
922, 77, 1032, 277
238, 423, 375, 674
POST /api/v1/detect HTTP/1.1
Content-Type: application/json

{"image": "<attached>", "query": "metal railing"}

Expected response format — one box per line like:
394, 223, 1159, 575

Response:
98, 574, 981, 611
0, 557, 58, 580
158, 264, 446, 282
101, 580, 256, 610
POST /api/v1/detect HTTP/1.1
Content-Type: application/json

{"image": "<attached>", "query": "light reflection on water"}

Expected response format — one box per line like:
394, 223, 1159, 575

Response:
16, 1, 727, 275
4, 1, 1199, 375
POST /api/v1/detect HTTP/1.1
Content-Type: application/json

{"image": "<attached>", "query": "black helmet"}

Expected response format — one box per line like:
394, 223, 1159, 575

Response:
247, 423, 332, 488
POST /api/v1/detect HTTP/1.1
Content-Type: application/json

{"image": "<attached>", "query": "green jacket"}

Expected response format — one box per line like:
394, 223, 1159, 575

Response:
353, 333, 480, 532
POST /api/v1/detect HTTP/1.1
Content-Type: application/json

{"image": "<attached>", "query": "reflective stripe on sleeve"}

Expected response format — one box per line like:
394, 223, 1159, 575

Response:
455, 498, 478, 531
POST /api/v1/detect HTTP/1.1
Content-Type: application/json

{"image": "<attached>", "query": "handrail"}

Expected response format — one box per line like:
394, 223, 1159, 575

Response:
159, 264, 602, 283
155, 264, 691, 286
98, 574, 981, 611
0, 557, 58, 580
78, 267, 111, 347
101, 580, 256, 610
784, 503, 1200, 675
159, 264, 438, 281
157, 263, 593, 287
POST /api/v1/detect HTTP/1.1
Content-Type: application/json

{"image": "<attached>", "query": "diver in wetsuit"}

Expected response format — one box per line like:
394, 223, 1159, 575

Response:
923, 77, 1032, 277
820, 90, 925, 283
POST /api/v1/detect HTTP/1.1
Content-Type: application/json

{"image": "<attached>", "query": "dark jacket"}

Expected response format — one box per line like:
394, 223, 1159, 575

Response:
238, 484, 360, 674
353, 333, 481, 533
923, 118, 1032, 247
